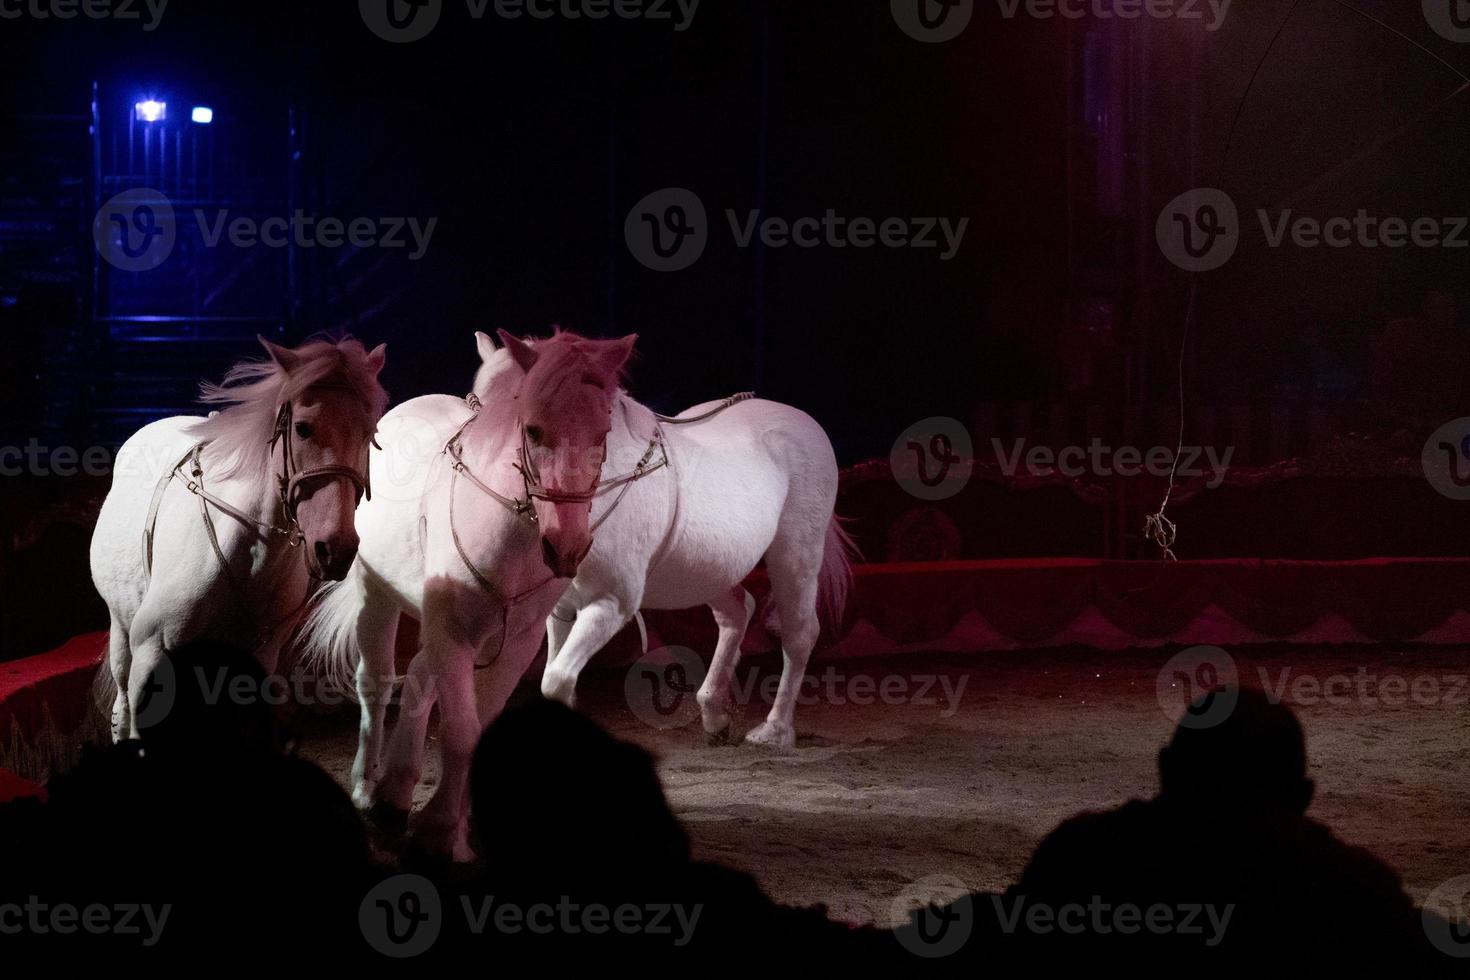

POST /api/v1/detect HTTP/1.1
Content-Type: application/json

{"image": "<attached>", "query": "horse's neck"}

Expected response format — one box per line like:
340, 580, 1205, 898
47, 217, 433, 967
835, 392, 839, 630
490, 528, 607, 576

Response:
458, 396, 526, 491
193, 442, 302, 594
196, 442, 285, 529
611, 392, 658, 451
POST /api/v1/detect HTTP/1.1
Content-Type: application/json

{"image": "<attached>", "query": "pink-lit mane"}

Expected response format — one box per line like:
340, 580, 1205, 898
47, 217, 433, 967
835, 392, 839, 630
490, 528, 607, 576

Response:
187, 337, 389, 479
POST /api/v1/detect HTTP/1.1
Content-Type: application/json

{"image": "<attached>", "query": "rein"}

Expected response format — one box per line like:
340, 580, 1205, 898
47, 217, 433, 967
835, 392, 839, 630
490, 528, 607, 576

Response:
443, 390, 754, 669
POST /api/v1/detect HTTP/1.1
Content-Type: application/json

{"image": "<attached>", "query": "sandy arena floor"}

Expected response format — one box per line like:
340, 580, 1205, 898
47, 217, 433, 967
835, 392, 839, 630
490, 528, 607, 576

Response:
299, 645, 1470, 924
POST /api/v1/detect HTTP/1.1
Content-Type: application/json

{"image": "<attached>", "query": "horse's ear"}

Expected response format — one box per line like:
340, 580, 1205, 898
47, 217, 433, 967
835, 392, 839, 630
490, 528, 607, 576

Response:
497, 329, 539, 374
367, 343, 387, 374
589, 333, 637, 383
475, 330, 499, 362
258, 335, 301, 372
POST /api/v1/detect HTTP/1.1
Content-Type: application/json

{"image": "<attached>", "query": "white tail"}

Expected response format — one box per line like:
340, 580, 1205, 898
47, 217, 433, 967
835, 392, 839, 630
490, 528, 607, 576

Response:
296, 574, 368, 698
817, 515, 860, 636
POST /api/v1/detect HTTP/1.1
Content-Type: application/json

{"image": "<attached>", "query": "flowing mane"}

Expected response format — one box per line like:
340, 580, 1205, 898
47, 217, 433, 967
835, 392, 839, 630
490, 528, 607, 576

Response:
522, 330, 632, 399
473, 328, 632, 403
187, 337, 389, 479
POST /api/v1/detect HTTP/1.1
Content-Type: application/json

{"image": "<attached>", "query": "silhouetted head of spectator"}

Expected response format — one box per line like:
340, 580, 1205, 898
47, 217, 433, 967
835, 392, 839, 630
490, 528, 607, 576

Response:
470, 698, 688, 888
135, 641, 281, 757
1158, 688, 1313, 815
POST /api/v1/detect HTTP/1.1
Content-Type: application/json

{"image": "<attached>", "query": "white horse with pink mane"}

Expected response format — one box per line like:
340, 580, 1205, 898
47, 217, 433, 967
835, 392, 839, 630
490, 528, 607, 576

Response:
90, 336, 387, 740
300, 329, 853, 858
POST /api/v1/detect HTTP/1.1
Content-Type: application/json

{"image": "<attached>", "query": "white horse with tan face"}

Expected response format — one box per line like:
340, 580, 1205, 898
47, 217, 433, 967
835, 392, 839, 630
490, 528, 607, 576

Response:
301, 329, 853, 859
90, 336, 387, 740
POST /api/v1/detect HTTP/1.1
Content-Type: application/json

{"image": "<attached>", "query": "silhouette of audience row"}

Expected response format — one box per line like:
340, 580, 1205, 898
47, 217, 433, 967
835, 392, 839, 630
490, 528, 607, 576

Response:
0, 641, 1461, 972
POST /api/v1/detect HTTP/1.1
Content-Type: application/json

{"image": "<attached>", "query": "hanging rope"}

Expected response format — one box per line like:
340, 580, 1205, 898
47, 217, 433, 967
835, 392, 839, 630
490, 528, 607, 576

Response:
1145, 1, 1470, 561
1144, 0, 1304, 561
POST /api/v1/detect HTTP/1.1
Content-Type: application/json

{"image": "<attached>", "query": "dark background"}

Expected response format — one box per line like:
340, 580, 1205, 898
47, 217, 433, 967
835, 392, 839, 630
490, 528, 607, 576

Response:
3, 1, 1470, 657
1, 0, 1466, 457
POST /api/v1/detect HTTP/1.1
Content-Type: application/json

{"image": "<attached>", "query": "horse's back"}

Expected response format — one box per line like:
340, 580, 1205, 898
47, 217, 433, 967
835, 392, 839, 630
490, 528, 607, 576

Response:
668, 397, 837, 497
639, 397, 838, 608
90, 415, 204, 617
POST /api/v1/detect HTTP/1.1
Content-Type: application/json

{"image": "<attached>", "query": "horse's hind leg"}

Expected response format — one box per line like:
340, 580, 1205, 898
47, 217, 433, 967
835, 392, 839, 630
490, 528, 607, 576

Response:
746, 529, 823, 750
107, 617, 132, 742
697, 586, 754, 743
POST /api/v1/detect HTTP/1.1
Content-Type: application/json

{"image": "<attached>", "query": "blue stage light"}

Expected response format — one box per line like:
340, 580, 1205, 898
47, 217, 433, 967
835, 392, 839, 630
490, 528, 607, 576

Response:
191, 106, 213, 124
134, 100, 167, 123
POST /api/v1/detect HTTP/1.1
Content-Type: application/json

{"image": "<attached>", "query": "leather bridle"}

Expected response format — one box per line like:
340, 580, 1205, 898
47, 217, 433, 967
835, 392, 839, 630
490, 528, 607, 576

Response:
268, 388, 376, 534
443, 392, 671, 535
144, 382, 377, 578
138, 381, 378, 653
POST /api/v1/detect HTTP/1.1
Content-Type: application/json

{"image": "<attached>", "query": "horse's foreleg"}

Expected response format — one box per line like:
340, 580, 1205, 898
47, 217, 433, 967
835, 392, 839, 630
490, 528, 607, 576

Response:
123, 617, 168, 741
351, 606, 400, 809
107, 617, 132, 743
543, 598, 576, 669
411, 638, 479, 860
697, 586, 754, 743
539, 597, 634, 708
375, 647, 440, 818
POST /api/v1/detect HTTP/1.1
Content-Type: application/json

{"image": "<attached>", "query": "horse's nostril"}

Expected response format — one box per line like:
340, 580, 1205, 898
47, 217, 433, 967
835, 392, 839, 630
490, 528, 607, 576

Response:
541, 536, 559, 572
314, 540, 331, 569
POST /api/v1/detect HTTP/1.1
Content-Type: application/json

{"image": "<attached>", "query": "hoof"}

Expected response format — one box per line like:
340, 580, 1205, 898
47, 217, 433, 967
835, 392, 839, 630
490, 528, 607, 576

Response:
351, 781, 377, 810
744, 719, 796, 750
540, 667, 578, 708
367, 801, 411, 838
705, 724, 734, 747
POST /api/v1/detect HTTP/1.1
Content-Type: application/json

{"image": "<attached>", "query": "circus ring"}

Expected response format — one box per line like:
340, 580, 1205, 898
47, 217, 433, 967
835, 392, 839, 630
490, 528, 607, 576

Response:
4, 557, 1469, 923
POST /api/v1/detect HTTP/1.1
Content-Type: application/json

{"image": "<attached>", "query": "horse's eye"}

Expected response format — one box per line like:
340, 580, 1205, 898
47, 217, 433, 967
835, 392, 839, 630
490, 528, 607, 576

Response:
526, 425, 544, 445
295, 422, 314, 440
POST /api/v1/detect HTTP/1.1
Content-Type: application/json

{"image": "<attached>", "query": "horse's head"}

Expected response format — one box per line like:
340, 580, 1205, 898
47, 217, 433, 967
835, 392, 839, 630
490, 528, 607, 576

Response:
259, 337, 388, 580
498, 328, 636, 578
